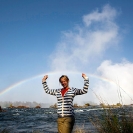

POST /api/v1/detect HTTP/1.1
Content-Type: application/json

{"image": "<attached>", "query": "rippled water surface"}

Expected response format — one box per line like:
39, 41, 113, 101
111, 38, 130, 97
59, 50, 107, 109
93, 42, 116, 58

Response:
0, 107, 132, 133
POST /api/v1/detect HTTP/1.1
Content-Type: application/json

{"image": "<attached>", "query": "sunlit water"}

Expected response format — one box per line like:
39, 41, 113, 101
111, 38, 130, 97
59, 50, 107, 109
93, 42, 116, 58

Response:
0, 107, 132, 133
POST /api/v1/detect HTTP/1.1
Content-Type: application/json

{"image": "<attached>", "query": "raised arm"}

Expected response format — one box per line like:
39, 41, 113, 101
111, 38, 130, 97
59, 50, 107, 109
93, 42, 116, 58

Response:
74, 73, 89, 95
42, 75, 57, 96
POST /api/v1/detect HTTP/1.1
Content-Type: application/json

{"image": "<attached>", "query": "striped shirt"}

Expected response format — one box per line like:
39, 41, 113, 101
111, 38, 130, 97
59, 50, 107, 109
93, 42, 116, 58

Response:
42, 77, 89, 117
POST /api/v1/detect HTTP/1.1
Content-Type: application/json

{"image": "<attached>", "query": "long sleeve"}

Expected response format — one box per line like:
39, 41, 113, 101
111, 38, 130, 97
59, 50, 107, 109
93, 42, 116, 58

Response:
42, 81, 58, 96
74, 77, 89, 95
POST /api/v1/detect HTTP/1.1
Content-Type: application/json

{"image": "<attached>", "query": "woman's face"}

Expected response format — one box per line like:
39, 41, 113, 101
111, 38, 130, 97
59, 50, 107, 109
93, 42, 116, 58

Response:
60, 78, 69, 88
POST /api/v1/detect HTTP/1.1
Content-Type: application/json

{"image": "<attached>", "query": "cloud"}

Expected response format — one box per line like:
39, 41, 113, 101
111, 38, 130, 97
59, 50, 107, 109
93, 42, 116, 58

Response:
50, 4, 119, 71
93, 59, 133, 104
83, 4, 117, 26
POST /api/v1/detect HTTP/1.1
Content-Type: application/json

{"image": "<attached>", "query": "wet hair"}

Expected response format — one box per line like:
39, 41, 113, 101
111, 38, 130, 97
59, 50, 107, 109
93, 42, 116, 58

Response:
59, 75, 69, 83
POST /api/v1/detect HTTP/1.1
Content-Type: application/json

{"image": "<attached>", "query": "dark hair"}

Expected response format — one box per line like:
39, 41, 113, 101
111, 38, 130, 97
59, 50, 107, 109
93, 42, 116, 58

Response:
59, 75, 69, 83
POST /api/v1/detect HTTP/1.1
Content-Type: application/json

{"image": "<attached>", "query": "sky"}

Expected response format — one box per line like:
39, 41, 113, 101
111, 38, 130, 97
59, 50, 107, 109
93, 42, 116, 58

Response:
0, 0, 133, 106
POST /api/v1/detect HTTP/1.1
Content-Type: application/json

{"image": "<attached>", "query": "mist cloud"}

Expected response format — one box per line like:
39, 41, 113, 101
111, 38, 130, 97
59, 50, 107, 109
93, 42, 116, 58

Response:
93, 59, 133, 104
48, 4, 133, 105
50, 4, 119, 71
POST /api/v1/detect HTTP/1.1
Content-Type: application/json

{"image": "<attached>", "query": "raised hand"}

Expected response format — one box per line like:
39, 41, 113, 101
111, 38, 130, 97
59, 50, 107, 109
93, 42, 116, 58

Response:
82, 73, 87, 79
42, 75, 48, 82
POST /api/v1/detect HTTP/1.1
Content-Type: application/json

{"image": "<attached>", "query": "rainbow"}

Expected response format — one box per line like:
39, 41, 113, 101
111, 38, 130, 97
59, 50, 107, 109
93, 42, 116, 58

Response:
0, 71, 59, 96
0, 70, 125, 96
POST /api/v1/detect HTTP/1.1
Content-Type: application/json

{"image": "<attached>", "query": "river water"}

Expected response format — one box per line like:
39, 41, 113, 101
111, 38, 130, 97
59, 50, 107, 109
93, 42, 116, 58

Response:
0, 107, 132, 133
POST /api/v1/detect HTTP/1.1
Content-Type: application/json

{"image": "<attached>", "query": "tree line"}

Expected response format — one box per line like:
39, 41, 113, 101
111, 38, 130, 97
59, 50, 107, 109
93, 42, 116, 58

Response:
0, 101, 49, 108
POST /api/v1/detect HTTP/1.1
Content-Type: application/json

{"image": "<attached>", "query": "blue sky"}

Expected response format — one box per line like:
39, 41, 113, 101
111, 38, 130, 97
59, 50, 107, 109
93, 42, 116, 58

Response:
0, 0, 133, 105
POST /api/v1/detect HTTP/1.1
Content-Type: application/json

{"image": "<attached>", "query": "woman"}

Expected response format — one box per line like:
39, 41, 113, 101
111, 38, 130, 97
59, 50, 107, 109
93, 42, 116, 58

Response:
42, 73, 89, 133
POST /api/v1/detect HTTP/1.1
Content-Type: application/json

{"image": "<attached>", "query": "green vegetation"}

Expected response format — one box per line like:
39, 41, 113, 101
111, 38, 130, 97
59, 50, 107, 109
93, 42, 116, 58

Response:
90, 105, 133, 133
49, 103, 57, 108
0, 129, 10, 133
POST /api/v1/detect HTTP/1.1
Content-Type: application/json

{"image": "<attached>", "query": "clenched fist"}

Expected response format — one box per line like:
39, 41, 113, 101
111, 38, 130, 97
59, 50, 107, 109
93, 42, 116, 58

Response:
42, 75, 48, 82
82, 73, 87, 79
